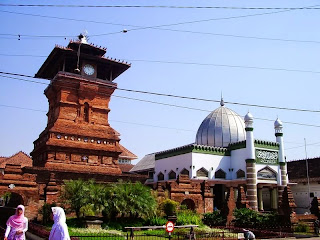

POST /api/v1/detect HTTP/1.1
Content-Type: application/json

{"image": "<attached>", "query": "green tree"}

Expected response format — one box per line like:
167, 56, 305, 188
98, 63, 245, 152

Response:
61, 179, 88, 219
81, 180, 107, 217
105, 181, 157, 219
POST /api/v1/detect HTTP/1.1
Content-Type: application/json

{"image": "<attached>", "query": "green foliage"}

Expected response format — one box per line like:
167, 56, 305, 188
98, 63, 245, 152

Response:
61, 179, 157, 222
39, 202, 57, 225
104, 180, 157, 220
202, 211, 226, 226
233, 208, 261, 227
180, 204, 188, 210
145, 216, 167, 226
104, 218, 145, 230
160, 199, 179, 216
61, 179, 89, 219
233, 208, 281, 227
1, 192, 11, 205
295, 223, 310, 233
66, 218, 83, 228
80, 204, 95, 217
176, 210, 202, 226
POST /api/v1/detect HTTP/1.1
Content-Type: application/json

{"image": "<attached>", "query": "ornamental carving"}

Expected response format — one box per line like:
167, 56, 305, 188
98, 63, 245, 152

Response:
256, 149, 279, 165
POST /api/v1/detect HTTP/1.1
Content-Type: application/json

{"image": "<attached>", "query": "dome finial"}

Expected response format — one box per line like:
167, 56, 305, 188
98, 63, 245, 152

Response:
220, 93, 225, 106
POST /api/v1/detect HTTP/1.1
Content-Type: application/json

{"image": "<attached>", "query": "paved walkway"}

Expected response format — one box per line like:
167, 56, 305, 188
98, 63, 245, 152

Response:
260, 237, 320, 240
26, 231, 45, 240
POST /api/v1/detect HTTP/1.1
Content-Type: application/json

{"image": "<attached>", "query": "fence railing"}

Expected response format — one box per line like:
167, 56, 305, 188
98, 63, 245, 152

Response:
27, 222, 294, 240
70, 231, 239, 240
219, 225, 294, 239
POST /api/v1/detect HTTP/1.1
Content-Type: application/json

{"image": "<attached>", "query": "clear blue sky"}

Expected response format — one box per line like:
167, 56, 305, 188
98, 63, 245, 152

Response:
1, 0, 319, 163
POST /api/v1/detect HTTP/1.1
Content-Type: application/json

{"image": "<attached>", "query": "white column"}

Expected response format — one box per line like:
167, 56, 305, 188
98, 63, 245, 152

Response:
245, 112, 258, 210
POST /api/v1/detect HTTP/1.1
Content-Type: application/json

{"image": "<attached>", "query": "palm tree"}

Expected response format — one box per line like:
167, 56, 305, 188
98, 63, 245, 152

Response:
61, 179, 88, 219
105, 181, 157, 219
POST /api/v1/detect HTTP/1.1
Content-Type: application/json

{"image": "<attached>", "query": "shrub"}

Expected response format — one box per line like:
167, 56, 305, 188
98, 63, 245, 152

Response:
233, 208, 282, 227
39, 202, 57, 225
160, 199, 179, 216
145, 216, 167, 226
295, 223, 310, 233
202, 211, 226, 226
233, 208, 261, 227
104, 218, 145, 230
176, 210, 202, 226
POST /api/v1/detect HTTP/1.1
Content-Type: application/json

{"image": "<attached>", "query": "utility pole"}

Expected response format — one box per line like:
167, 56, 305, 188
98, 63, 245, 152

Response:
304, 138, 311, 211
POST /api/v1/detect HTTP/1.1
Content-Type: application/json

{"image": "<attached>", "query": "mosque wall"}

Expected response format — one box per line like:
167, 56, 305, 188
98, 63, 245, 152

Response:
230, 148, 247, 179
191, 153, 230, 179
154, 153, 192, 181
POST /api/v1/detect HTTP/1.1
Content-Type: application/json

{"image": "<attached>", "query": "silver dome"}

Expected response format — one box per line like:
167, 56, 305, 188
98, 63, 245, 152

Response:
196, 101, 246, 147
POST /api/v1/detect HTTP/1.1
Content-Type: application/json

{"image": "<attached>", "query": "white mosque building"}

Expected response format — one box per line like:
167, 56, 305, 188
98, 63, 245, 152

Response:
131, 99, 289, 212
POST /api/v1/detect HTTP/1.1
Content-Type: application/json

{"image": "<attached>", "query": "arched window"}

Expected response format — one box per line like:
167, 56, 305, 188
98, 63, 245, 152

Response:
237, 169, 245, 179
84, 102, 89, 122
180, 168, 189, 176
215, 169, 226, 179
196, 167, 208, 178
257, 167, 277, 180
169, 170, 176, 180
158, 172, 164, 181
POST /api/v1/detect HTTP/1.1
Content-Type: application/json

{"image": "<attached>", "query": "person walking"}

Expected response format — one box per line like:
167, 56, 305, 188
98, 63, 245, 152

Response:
243, 229, 255, 240
49, 207, 71, 240
4, 205, 28, 240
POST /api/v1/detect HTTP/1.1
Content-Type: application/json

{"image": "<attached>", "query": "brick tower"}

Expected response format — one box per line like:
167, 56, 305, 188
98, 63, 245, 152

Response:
30, 34, 130, 174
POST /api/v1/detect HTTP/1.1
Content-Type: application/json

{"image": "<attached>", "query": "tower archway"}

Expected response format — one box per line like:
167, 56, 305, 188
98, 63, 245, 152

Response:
181, 199, 195, 211
6, 192, 24, 207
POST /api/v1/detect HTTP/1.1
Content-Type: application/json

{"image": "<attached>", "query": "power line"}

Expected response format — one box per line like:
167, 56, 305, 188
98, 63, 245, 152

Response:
0, 104, 46, 112
2, 28, 319, 44
2, 102, 320, 152
0, 6, 308, 38
1, 71, 320, 113
286, 141, 320, 150
125, 59, 320, 74
2, 93, 320, 129
1, 5, 319, 43
1, 4, 320, 10
2, 54, 320, 75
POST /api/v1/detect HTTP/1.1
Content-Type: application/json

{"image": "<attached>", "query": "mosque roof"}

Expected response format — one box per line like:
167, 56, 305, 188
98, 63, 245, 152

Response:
130, 153, 155, 173
195, 99, 246, 147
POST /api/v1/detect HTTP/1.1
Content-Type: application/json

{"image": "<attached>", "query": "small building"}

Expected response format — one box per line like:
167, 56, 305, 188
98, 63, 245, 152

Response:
287, 157, 320, 214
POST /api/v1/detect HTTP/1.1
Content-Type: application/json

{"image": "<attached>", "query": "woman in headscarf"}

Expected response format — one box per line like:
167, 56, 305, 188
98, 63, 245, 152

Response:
49, 207, 70, 240
4, 205, 28, 240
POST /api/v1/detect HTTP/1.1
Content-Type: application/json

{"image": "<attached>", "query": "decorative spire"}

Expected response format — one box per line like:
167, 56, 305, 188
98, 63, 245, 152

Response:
274, 117, 283, 135
220, 96, 225, 106
78, 30, 89, 44
244, 111, 254, 130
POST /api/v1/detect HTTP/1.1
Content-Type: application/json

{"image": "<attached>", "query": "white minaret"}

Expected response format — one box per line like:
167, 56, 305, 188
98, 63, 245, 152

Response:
244, 112, 255, 159
244, 112, 258, 210
275, 117, 287, 210
275, 118, 287, 186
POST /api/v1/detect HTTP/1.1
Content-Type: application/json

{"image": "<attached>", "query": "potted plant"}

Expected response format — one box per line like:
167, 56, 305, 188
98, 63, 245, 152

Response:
161, 199, 179, 223
80, 204, 103, 229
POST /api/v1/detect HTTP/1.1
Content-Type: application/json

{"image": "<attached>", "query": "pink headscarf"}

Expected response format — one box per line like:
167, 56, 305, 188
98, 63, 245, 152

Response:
6, 205, 25, 229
